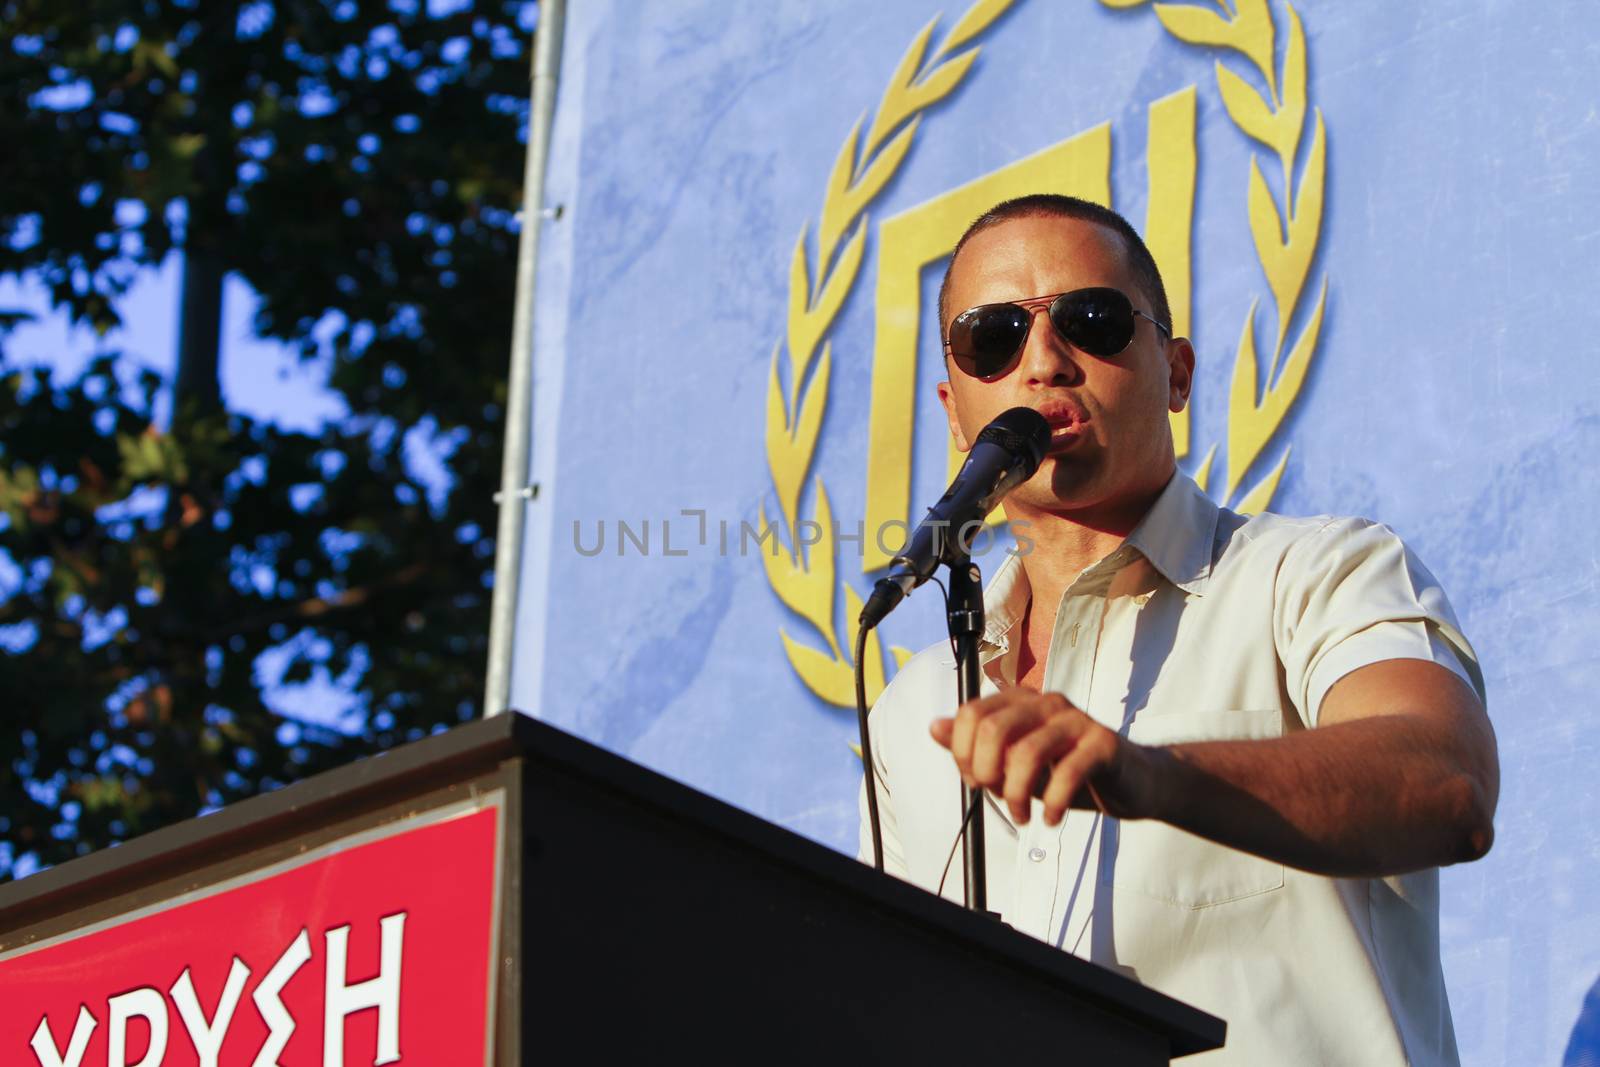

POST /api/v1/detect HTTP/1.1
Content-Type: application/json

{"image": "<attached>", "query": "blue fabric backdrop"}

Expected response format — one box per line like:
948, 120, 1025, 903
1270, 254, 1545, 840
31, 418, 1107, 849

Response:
510, 3, 1600, 1062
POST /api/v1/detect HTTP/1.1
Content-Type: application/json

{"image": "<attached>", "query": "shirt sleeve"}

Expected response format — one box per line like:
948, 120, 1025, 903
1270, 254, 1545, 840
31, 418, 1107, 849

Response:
1273, 518, 1485, 727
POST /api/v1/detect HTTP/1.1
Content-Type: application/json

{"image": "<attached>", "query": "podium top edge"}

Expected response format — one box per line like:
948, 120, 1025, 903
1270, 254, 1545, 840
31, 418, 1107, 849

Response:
0, 712, 1224, 1055
0, 714, 534, 931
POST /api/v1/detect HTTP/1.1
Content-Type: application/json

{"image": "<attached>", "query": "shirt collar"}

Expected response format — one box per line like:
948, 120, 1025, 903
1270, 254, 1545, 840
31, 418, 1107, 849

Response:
1124, 470, 1220, 598
977, 470, 1219, 655
980, 551, 1032, 655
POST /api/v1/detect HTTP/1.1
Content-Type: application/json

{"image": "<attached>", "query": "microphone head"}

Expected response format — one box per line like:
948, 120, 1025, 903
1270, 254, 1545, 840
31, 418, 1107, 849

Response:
973, 407, 1052, 477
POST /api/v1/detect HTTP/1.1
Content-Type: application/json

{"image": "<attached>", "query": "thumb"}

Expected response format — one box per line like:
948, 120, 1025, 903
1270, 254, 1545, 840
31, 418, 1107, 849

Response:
929, 716, 954, 748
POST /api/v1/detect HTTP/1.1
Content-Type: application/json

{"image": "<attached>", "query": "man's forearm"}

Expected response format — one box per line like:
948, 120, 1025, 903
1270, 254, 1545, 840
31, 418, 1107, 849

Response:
1140, 714, 1496, 878
937, 661, 1498, 877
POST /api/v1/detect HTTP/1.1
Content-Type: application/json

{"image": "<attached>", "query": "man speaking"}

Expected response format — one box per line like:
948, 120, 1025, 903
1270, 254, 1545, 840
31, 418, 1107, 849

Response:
859, 194, 1498, 1065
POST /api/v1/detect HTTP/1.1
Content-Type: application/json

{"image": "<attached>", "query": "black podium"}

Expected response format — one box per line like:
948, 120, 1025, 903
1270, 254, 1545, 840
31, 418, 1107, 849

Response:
0, 715, 1224, 1063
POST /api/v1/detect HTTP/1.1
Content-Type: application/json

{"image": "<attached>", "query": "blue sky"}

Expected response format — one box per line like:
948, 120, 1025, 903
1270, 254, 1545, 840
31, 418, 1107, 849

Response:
0, 258, 346, 429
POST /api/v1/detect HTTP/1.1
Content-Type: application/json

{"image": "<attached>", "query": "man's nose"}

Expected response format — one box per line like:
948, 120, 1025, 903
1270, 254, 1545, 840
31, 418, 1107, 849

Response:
1018, 306, 1084, 387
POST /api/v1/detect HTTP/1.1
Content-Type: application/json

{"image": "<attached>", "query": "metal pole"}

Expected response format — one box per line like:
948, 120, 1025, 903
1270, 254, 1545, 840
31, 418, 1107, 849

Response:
947, 559, 988, 913
483, 0, 567, 717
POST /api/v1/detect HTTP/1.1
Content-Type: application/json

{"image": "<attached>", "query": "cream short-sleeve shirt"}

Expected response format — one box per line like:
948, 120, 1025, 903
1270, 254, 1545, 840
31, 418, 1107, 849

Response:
860, 472, 1482, 1066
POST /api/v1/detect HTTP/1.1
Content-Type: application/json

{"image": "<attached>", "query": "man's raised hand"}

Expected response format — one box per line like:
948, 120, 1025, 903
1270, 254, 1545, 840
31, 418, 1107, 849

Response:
929, 691, 1155, 825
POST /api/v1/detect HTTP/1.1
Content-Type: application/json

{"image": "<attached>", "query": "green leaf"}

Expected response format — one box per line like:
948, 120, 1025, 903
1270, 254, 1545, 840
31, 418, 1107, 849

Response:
0, 2, 525, 878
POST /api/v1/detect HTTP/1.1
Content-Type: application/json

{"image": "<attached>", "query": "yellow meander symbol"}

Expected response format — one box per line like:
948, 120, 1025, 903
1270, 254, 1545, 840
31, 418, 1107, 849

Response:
764, 0, 1329, 708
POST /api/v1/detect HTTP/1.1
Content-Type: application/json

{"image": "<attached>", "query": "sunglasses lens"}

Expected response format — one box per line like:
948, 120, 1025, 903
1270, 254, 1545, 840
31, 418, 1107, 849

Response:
950, 304, 1031, 379
1051, 288, 1136, 356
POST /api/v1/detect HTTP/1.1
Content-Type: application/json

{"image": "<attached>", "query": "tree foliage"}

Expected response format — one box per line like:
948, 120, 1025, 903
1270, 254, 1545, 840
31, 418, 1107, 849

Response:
0, 0, 532, 876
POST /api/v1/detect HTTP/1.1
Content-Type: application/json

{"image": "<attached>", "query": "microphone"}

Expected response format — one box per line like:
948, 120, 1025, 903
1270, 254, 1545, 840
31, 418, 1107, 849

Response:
858, 406, 1050, 629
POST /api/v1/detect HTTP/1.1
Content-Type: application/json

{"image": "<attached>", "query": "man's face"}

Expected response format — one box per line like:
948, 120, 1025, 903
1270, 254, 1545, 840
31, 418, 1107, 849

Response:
937, 214, 1194, 523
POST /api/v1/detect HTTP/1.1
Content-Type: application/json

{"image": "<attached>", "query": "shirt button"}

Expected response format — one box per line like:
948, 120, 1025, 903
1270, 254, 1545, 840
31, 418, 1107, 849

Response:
1028, 846, 1047, 863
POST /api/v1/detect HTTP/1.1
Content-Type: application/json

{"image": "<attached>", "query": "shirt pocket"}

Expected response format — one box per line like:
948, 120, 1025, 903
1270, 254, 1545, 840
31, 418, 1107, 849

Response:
1098, 708, 1286, 908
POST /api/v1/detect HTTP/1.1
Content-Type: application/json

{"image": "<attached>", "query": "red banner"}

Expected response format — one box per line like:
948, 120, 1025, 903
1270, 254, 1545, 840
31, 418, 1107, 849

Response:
0, 804, 500, 1067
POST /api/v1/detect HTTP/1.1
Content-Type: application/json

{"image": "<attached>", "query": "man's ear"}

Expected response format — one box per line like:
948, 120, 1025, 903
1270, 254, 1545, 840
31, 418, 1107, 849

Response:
1167, 336, 1196, 413
936, 379, 972, 451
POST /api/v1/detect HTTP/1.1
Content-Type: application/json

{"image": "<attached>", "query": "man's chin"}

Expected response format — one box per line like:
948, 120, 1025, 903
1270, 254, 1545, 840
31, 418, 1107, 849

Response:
1008, 458, 1171, 530
1010, 467, 1105, 515
1037, 452, 1103, 497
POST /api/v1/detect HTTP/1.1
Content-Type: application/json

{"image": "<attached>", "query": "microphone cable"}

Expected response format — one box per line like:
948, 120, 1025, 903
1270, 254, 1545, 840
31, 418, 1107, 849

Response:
856, 575, 959, 875
855, 623, 884, 872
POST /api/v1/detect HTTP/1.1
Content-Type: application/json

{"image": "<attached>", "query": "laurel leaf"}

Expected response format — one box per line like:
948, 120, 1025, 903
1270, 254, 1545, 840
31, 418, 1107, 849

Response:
1223, 299, 1262, 501
1236, 447, 1290, 514
757, 501, 795, 565
1157, 1, 1277, 102
780, 629, 855, 708
891, 646, 915, 670
1153, 4, 1236, 48
1191, 442, 1218, 495
913, 47, 981, 111
1245, 155, 1283, 261
818, 117, 864, 285
812, 216, 866, 345
1276, 4, 1309, 175
1273, 109, 1326, 372
797, 340, 832, 448
844, 582, 887, 702
1247, 112, 1324, 361
760, 488, 840, 659
1268, 276, 1327, 414
785, 227, 813, 412
1225, 281, 1326, 502
863, 17, 937, 163
765, 344, 801, 533
1098, 0, 1153, 7
791, 220, 865, 407
759, 504, 811, 618
769, 341, 829, 535
1287, 114, 1326, 255
808, 479, 841, 652
864, 29, 980, 168
846, 120, 921, 229
1245, 153, 1283, 249
1226, 0, 1278, 101
1214, 60, 1278, 153
936, 0, 1019, 58
1245, 155, 1289, 356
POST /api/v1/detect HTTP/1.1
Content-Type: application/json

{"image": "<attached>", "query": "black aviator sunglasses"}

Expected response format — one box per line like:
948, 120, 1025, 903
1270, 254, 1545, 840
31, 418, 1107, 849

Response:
944, 286, 1170, 381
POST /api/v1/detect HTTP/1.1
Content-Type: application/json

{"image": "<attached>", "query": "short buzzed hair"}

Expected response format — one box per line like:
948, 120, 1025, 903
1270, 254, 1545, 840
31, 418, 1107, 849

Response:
937, 194, 1172, 335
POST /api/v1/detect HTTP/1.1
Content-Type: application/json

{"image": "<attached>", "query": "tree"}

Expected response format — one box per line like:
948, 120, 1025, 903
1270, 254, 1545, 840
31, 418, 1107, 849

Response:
0, 0, 533, 876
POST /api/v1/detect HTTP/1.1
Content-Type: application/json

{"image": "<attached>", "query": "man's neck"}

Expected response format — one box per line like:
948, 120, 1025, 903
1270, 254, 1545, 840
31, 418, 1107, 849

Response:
1005, 478, 1169, 622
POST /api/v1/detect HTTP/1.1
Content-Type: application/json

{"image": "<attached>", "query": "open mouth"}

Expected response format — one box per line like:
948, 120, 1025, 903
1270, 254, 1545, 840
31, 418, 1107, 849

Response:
1038, 402, 1089, 450
1046, 422, 1084, 451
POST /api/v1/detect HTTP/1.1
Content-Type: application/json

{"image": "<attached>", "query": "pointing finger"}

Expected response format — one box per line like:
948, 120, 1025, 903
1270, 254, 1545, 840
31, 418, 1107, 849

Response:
970, 704, 1047, 789
1001, 719, 1077, 824
1041, 728, 1115, 825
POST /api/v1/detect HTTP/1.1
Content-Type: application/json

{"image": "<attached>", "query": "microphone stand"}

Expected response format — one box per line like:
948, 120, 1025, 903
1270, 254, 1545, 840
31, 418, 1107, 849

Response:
855, 407, 1048, 911
945, 557, 989, 914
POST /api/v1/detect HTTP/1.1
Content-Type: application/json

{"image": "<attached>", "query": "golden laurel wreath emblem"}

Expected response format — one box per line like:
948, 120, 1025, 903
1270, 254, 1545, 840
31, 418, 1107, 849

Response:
763, 0, 1329, 709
